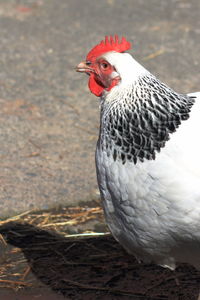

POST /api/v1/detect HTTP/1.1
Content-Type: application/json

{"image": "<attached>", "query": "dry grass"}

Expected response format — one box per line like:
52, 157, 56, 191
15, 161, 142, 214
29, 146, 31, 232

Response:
0, 204, 106, 290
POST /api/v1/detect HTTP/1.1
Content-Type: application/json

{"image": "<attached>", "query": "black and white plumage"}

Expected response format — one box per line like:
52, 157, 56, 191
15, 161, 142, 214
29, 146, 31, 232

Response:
100, 74, 195, 164
77, 36, 200, 270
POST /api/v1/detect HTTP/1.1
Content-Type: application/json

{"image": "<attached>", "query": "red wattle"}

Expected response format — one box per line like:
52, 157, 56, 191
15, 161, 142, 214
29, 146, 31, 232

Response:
88, 74, 104, 97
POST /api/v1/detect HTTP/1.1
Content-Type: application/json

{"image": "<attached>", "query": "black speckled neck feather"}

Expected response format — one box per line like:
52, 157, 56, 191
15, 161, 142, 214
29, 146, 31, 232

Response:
99, 74, 195, 164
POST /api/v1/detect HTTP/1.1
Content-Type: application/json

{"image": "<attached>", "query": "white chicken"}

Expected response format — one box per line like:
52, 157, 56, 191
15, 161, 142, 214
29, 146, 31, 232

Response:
76, 35, 200, 270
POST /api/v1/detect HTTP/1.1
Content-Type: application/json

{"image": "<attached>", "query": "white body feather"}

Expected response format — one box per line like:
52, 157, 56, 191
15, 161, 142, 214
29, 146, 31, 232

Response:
96, 52, 200, 269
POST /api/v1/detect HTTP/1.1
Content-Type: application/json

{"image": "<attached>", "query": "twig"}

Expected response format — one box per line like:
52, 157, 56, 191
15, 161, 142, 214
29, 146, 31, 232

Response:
0, 279, 32, 286
143, 49, 165, 61
28, 139, 42, 150
0, 210, 33, 225
41, 220, 77, 227
0, 234, 7, 246
62, 278, 146, 298
74, 124, 96, 136
66, 103, 80, 116
146, 274, 184, 292
64, 232, 110, 238
21, 265, 31, 281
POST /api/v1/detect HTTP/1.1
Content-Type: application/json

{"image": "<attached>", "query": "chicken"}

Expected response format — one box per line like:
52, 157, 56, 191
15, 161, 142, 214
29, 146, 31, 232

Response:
76, 35, 200, 270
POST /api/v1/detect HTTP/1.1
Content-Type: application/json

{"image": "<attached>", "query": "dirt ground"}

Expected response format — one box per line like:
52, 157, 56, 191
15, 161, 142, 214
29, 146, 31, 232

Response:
0, 206, 199, 300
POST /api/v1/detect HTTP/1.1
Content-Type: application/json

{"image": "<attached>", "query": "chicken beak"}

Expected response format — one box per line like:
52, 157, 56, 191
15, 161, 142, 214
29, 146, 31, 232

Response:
76, 61, 93, 74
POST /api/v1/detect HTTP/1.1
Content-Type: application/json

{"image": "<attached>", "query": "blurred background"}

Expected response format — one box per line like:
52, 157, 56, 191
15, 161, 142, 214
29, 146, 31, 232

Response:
0, 0, 199, 218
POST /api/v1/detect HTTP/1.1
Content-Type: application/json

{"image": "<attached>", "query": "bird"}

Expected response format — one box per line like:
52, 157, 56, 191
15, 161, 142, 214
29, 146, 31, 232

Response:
76, 35, 200, 270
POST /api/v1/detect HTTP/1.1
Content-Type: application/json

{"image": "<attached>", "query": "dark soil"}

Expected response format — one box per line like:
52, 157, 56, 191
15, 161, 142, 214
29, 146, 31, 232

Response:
0, 221, 199, 300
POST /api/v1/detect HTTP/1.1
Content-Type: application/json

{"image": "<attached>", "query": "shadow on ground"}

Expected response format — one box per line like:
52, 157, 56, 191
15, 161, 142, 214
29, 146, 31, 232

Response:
0, 222, 199, 300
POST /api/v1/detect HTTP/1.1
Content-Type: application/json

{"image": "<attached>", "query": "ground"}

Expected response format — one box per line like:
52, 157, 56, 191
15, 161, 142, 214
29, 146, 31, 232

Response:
0, 0, 200, 299
0, 0, 199, 217
0, 206, 200, 299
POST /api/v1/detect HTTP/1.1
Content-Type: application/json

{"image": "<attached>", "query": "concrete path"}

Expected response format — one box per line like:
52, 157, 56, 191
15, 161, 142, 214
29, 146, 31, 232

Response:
0, 0, 199, 217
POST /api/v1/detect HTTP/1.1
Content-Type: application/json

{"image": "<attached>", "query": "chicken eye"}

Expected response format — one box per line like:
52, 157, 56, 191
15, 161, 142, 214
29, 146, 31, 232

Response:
101, 62, 109, 69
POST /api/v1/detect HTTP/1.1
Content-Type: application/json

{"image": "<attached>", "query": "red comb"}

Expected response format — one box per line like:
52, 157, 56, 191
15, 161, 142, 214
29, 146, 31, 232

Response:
86, 35, 131, 61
